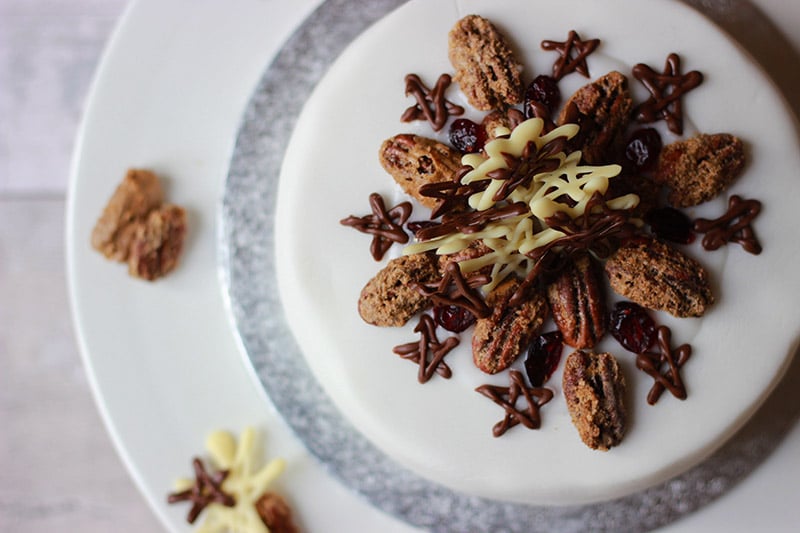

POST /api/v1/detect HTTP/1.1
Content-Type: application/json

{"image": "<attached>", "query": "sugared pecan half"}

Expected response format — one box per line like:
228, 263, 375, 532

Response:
546, 254, 606, 349
604, 238, 714, 318
563, 350, 627, 450
472, 279, 548, 374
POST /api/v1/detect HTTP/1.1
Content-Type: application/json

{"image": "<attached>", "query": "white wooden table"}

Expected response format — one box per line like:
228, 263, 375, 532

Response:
1, 0, 799, 531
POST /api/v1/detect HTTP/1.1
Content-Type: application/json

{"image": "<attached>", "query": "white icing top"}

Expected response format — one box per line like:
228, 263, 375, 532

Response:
275, 0, 800, 505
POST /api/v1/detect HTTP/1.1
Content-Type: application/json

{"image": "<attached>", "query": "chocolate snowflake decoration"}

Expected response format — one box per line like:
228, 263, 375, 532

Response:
541, 30, 601, 81
167, 458, 235, 524
636, 326, 692, 405
393, 314, 459, 383
486, 136, 569, 202
633, 53, 703, 135
401, 73, 464, 131
476, 370, 554, 437
510, 192, 636, 306
340, 193, 412, 260
693, 195, 762, 254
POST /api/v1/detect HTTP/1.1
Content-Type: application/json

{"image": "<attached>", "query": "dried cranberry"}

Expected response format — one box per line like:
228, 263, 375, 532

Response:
608, 301, 657, 353
449, 118, 487, 153
524, 75, 561, 119
624, 128, 662, 173
524, 331, 564, 386
644, 207, 695, 244
433, 305, 476, 333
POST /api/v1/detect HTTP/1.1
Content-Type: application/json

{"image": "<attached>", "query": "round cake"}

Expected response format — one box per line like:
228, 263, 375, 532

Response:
275, 0, 800, 505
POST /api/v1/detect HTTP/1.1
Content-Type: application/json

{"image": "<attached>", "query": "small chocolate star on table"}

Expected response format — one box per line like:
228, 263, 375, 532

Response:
340, 193, 412, 260
541, 30, 601, 81
476, 370, 554, 437
632, 53, 703, 135
167, 457, 236, 524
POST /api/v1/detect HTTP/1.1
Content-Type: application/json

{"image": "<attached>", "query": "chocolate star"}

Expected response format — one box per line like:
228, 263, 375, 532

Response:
693, 195, 762, 254
636, 326, 692, 405
167, 458, 236, 524
633, 53, 703, 135
476, 370, 554, 437
486, 135, 568, 201
401, 73, 465, 132
541, 30, 601, 81
413, 261, 491, 318
340, 193, 412, 260
392, 314, 459, 383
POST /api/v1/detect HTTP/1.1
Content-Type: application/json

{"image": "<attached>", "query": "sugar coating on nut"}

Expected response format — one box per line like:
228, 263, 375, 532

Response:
358, 253, 440, 327
91, 168, 164, 261
448, 14, 524, 111
379, 134, 463, 209
563, 350, 627, 451
654, 133, 745, 207
604, 238, 714, 318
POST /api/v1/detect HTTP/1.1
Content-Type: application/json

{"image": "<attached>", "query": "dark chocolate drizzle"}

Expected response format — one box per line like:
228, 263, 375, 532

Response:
635, 325, 692, 405
401, 73, 464, 132
167, 458, 236, 524
541, 30, 601, 81
392, 314, 458, 383
419, 165, 489, 219
632, 53, 703, 135
485, 136, 569, 201
693, 195, 762, 254
475, 369, 554, 437
413, 261, 491, 319
340, 193, 412, 260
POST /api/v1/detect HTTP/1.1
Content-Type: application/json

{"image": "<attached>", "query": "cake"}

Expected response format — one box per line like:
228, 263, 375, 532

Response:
274, 0, 800, 505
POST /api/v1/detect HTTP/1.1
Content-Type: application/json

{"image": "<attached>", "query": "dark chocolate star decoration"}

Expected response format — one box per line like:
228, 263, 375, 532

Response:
693, 195, 762, 254
413, 261, 491, 319
167, 458, 236, 524
541, 30, 601, 81
340, 193, 412, 260
486, 136, 568, 201
392, 314, 459, 383
476, 370, 554, 437
636, 326, 692, 405
632, 53, 703, 135
401, 73, 465, 132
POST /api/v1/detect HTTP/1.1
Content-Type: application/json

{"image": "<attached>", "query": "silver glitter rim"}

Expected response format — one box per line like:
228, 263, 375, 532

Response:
218, 1, 800, 530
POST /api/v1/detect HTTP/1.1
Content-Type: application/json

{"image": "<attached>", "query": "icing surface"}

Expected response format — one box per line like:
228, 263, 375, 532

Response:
275, 0, 800, 505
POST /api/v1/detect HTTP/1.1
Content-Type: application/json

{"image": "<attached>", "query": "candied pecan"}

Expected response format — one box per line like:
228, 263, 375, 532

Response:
604, 238, 714, 318
358, 253, 440, 327
563, 350, 627, 450
654, 133, 745, 207
127, 204, 187, 281
472, 279, 548, 374
379, 134, 463, 209
255, 492, 299, 533
91, 168, 164, 261
546, 254, 606, 349
558, 71, 633, 164
448, 15, 524, 111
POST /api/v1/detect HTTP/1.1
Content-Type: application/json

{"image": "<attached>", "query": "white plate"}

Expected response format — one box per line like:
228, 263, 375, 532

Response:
66, 0, 800, 531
